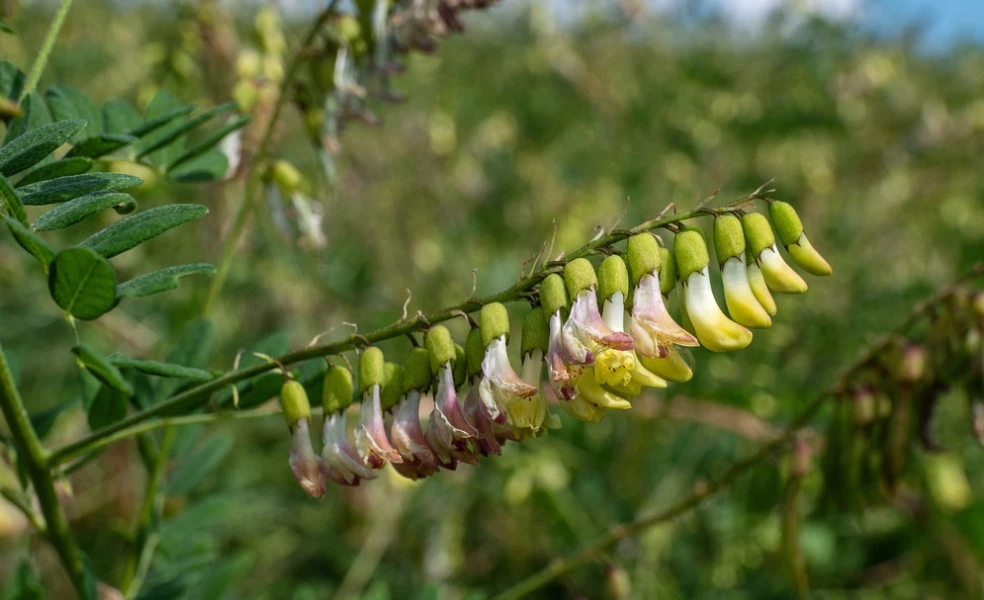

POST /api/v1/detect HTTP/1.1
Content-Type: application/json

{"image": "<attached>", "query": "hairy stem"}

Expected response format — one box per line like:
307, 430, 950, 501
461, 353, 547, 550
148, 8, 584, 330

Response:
20, 0, 76, 101
0, 343, 88, 598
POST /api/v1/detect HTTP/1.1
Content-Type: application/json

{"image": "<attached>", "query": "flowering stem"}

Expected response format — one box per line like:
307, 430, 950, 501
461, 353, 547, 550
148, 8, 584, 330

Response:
19, 0, 75, 101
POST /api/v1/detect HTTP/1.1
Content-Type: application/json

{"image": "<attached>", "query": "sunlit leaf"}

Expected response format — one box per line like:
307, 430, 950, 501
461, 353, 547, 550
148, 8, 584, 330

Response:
20, 172, 142, 205
32, 191, 136, 231
78, 204, 208, 259
117, 263, 215, 298
0, 119, 85, 177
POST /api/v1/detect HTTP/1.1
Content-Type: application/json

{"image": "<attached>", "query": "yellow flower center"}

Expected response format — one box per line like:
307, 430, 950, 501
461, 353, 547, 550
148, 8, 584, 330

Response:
593, 349, 635, 387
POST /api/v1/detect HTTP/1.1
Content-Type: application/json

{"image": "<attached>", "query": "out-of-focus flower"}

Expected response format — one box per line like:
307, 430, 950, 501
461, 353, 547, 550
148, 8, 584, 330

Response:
675, 227, 753, 352
713, 215, 772, 328
279, 379, 325, 497
389, 348, 440, 480
321, 365, 377, 486
424, 326, 480, 468
769, 201, 833, 277
355, 348, 403, 468
742, 213, 808, 294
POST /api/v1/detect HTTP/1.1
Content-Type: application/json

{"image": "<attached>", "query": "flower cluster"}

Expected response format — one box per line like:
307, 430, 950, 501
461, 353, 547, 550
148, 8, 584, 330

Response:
278, 201, 832, 494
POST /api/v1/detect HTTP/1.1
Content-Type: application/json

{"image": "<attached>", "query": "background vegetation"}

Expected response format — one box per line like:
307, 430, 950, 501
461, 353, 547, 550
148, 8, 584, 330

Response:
2, 1, 984, 598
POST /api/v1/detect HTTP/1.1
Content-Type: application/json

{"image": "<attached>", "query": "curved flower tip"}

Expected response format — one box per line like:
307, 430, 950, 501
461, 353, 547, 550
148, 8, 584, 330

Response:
288, 419, 326, 498
639, 347, 694, 383
390, 390, 440, 479
788, 234, 833, 277
356, 384, 403, 468
546, 311, 582, 401
566, 289, 634, 352
426, 364, 480, 468
322, 410, 378, 486
746, 259, 777, 316
721, 255, 772, 329
683, 268, 753, 352
629, 273, 699, 359
758, 245, 808, 294
579, 376, 632, 411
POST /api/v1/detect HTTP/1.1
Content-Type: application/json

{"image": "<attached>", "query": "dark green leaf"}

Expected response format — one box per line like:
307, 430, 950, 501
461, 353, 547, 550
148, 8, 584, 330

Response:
153, 318, 216, 405
130, 100, 194, 139
48, 247, 117, 320
85, 385, 128, 430
117, 263, 215, 298
0, 119, 85, 177
168, 149, 228, 183
133, 579, 188, 600
167, 115, 249, 172
66, 134, 138, 159
0, 560, 46, 600
72, 344, 134, 396
30, 401, 72, 439
167, 434, 233, 494
32, 191, 136, 231
103, 99, 142, 135
20, 172, 143, 205
79, 204, 208, 258
107, 355, 214, 382
45, 86, 102, 142
137, 101, 238, 160
3, 92, 52, 145
15, 156, 93, 187
0, 172, 28, 224
0, 23, 14, 35
0, 61, 24, 107
4, 217, 54, 270
134, 92, 188, 166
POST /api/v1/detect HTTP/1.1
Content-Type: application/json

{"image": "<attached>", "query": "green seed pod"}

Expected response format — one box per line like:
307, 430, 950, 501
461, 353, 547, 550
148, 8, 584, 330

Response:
521, 306, 549, 358
453, 344, 467, 388
768, 201, 804, 248
539, 273, 569, 318
425, 325, 456, 374
466, 327, 485, 380
597, 255, 630, 303
270, 160, 305, 195
741, 213, 776, 257
564, 258, 598, 299
626, 233, 661, 287
673, 229, 710, 281
358, 347, 385, 394
481, 302, 511, 347
713, 214, 745, 266
381, 362, 404, 411
280, 380, 311, 428
402, 347, 433, 393
322, 365, 354, 414
658, 247, 677, 295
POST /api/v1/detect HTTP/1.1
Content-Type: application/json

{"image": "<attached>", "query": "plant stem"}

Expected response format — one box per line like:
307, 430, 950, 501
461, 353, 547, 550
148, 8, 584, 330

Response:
0, 343, 89, 598
201, 5, 337, 317
0, 483, 45, 531
20, 0, 76, 101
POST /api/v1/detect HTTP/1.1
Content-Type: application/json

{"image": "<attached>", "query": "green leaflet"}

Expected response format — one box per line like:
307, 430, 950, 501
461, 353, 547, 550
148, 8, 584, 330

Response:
3, 92, 52, 145
102, 98, 143, 135
78, 204, 208, 259
4, 217, 54, 271
0, 119, 85, 177
48, 247, 118, 320
66, 134, 138, 159
136, 101, 238, 160
72, 343, 134, 396
20, 172, 143, 205
117, 263, 215, 298
15, 156, 93, 187
167, 115, 250, 172
45, 85, 103, 142
106, 354, 214, 382
0, 172, 28, 224
32, 191, 137, 231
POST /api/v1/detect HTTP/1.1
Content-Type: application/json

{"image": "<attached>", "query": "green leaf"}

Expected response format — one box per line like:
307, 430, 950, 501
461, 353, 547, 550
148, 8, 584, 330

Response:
15, 156, 93, 187
168, 149, 228, 183
45, 86, 102, 142
106, 355, 214, 382
130, 100, 194, 139
167, 434, 233, 494
134, 92, 189, 166
4, 217, 54, 270
137, 101, 238, 161
0, 560, 46, 600
0, 23, 14, 35
32, 191, 136, 231
3, 92, 53, 145
67, 134, 138, 159
0, 61, 24, 107
0, 119, 85, 177
78, 204, 208, 259
117, 263, 215, 298
152, 318, 216, 406
72, 344, 134, 396
0, 172, 28, 224
48, 247, 117, 320
103, 99, 143, 135
20, 172, 143, 205
167, 115, 250, 172
30, 401, 72, 439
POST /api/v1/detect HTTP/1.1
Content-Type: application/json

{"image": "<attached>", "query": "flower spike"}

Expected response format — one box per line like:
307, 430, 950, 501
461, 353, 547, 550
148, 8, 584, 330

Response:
714, 215, 772, 328
769, 201, 833, 277
742, 213, 807, 294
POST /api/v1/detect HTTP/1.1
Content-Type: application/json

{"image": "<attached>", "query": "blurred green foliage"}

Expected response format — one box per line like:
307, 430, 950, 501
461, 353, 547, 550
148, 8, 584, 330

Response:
2, 2, 984, 599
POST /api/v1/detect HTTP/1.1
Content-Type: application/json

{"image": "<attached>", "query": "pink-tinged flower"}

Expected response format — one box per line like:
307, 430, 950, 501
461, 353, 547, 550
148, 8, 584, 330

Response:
425, 361, 480, 467
630, 273, 699, 358
389, 389, 440, 480
321, 409, 377, 486
355, 380, 403, 469
279, 380, 326, 498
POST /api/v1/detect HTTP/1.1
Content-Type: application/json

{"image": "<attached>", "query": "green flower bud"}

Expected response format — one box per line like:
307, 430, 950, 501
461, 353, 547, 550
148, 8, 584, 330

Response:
539, 273, 569, 317
481, 303, 511, 347
673, 229, 710, 281
597, 255, 629, 303
280, 380, 311, 427
741, 213, 775, 257
402, 347, 433, 393
564, 258, 598, 299
658, 247, 677, 295
466, 327, 485, 380
521, 306, 549, 358
322, 365, 354, 414
713, 214, 745, 266
768, 201, 804, 248
626, 233, 661, 287
381, 362, 404, 411
358, 347, 385, 394
270, 160, 305, 195
453, 344, 467, 388
425, 325, 456, 374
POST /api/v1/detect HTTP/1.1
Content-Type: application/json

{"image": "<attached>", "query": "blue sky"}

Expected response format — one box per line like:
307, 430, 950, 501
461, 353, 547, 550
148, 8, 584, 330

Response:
865, 0, 984, 49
